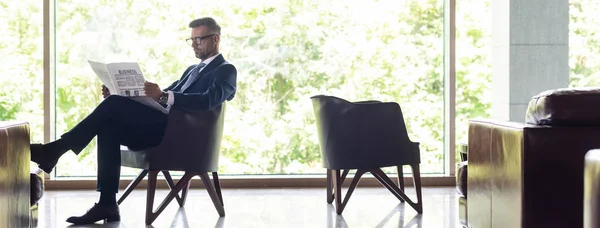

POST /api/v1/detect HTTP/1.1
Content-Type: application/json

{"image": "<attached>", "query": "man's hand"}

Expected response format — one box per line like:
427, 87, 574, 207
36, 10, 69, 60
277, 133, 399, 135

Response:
144, 81, 162, 101
101, 85, 110, 99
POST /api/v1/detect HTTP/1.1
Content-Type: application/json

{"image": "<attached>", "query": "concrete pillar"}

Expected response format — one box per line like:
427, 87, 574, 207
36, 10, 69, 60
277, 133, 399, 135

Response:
492, 0, 570, 122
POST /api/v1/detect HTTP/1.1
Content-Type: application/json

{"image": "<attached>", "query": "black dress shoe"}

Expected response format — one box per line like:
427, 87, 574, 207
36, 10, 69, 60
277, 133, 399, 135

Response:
30, 143, 59, 174
66, 203, 120, 225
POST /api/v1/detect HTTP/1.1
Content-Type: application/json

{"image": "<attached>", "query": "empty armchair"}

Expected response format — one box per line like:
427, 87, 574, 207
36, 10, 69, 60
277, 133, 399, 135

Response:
117, 104, 226, 225
310, 95, 423, 214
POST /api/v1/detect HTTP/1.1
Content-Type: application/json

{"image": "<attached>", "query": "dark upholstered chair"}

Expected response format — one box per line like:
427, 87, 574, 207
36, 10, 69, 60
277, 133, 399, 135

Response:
310, 95, 423, 215
117, 104, 226, 225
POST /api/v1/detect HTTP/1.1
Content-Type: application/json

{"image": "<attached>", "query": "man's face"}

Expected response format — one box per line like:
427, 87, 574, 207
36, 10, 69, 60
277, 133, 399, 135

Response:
189, 26, 218, 60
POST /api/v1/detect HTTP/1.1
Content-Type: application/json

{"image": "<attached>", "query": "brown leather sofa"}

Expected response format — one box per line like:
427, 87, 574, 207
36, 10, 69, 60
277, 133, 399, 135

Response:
0, 121, 32, 228
468, 87, 600, 228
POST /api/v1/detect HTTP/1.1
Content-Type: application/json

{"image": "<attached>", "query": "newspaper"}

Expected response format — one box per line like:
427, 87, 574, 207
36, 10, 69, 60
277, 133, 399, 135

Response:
88, 60, 168, 114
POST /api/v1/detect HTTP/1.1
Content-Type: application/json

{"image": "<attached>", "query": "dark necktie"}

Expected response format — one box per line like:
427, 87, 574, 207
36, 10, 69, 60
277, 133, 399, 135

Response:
179, 62, 207, 92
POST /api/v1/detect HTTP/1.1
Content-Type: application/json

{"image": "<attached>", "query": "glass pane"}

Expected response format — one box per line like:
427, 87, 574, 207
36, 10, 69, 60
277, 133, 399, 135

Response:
0, 1, 44, 143
569, 0, 600, 87
54, 0, 445, 178
454, 1, 492, 157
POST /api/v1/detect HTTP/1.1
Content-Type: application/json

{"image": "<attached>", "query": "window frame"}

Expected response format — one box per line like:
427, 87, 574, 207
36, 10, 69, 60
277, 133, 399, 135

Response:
42, 0, 457, 185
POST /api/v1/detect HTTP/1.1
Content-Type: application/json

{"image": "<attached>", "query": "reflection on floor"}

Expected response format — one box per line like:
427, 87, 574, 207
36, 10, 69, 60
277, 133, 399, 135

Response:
38, 187, 461, 228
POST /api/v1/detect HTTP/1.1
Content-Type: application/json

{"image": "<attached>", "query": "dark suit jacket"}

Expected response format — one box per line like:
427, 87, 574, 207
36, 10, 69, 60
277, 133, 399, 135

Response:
163, 54, 237, 111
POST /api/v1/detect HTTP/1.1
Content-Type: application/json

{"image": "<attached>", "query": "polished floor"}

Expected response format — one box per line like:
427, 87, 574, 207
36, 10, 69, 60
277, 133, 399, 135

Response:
37, 187, 461, 228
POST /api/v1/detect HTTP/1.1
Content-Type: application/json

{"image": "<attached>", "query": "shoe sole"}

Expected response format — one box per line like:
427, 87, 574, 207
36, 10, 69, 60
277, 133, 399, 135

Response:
67, 214, 120, 225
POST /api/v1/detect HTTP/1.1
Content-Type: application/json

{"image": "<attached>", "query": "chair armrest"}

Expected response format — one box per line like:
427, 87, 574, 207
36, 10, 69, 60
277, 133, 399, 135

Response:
148, 104, 225, 169
150, 109, 204, 154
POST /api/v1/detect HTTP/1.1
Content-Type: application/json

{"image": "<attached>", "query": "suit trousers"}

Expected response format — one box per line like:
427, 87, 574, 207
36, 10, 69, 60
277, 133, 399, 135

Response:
60, 95, 168, 193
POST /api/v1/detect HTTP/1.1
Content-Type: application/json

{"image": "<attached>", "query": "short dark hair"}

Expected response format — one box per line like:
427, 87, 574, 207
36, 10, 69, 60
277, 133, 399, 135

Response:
189, 17, 221, 35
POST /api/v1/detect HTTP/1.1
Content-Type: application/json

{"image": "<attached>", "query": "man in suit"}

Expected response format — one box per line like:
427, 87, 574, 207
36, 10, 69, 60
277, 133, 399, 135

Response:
30, 17, 236, 225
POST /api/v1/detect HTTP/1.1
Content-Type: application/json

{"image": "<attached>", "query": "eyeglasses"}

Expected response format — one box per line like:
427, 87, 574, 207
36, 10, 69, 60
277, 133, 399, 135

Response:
185, 34, 217, 45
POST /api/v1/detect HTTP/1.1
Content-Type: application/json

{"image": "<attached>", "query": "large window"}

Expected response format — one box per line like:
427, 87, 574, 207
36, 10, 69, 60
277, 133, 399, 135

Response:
453, 1, 492, 150
4, 0, 599, 180
51, 0, 448, 177
0, 1, 44, 143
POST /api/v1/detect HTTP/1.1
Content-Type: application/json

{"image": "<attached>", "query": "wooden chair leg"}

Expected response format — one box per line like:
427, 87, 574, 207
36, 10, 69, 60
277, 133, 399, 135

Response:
162, 171, 186, 207
117, 169, 148, 205
212, 172, 224, 206
333, 169, 343, 214
328, 169, 349, 203
371, 168, 422, 214
200, 173, 225, 216
397, 166, 405, 203
410, 164, 423, 214
372, 170, 405, 201
340, 169, 350, 183
180, 180, 191, 207
145, 171, 159, 225
332, 169, 365, 215
146, 172, 195, 225
326, 169, 333, 204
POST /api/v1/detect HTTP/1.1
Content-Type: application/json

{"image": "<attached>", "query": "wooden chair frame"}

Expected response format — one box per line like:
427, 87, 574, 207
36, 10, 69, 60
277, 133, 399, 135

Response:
117, 170, 224, 225
326, 165, 423, 214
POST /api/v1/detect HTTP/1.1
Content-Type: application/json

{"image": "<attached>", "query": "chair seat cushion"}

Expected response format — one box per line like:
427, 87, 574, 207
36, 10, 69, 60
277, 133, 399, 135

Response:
120, 146, 150, 170
526, 87, 600, 126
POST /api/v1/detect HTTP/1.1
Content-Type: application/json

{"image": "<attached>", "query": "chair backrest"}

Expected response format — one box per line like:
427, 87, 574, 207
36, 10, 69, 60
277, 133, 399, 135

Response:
310, 95, 419, 169
146, 103, 226, 172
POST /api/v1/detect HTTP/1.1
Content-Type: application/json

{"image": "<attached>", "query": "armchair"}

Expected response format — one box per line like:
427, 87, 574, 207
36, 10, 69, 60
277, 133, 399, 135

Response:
117, 104, 226, 225
311, 95, 423, 215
